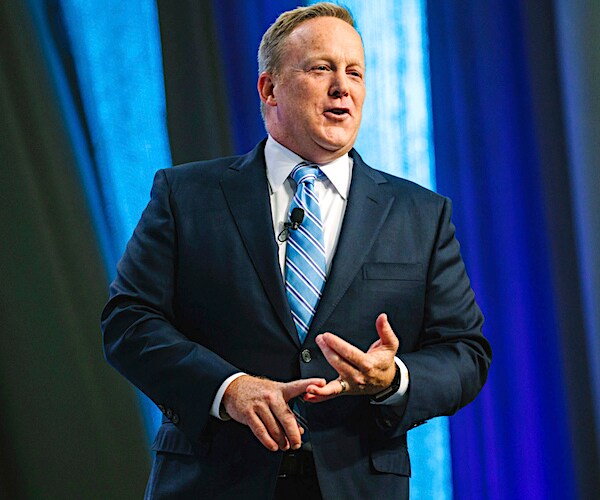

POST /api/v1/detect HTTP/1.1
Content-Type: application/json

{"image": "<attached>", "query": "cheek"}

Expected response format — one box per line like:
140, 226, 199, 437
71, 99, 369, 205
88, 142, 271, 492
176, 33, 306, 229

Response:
352, 84, 366, 103
355, 96, 366, 111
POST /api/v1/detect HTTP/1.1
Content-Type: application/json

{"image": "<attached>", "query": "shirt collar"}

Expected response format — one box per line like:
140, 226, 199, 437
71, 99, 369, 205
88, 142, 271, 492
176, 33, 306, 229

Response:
264, 135, 352, 200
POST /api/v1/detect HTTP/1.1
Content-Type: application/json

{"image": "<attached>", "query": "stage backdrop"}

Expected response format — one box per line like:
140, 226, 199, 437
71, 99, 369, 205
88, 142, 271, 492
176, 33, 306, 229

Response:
2, 0, 599, 498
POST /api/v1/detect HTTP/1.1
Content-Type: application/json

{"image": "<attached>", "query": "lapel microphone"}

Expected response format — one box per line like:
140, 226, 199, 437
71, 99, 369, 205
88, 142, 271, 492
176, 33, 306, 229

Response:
277, 208, 304, 242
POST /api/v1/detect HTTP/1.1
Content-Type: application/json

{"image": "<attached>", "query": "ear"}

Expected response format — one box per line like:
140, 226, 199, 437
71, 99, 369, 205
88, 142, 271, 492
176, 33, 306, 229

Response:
257, 72, 278, 107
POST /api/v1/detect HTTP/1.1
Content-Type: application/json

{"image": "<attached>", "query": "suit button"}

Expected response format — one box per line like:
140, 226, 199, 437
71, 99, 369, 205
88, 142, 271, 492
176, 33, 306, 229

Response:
166, 408, 173, 419
301, 349, 312, 363
172, 414, 180, 424
158, 404, 165, 414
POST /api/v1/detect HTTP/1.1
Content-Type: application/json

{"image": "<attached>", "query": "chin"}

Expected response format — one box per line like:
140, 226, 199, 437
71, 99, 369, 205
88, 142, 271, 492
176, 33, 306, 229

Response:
332, 128, 359, 144
321, 138, 354, 153
317, 131, 350, 147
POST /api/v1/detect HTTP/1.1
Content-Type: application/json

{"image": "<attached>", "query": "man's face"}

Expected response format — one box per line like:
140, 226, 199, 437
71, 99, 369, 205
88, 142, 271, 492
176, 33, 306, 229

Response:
259, 17, 366, 163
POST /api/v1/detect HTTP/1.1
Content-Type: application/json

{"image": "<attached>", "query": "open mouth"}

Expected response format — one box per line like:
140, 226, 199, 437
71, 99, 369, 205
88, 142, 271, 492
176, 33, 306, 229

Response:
325, 108, 350, 116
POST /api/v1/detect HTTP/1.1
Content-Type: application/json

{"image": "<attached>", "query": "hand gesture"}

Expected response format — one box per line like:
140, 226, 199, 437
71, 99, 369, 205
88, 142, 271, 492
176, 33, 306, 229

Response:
304, 313, 398, 402
222, 375, 325, 451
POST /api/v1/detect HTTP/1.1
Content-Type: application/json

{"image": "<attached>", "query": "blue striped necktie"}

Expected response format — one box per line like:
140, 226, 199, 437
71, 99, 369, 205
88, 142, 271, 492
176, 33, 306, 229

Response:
285, 162, 327, 343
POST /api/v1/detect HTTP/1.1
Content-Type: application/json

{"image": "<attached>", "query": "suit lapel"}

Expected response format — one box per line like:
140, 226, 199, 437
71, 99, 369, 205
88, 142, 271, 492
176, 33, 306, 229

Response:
309, 151, 394, 337
220, 144, 394, 346
220, 142, 299, 346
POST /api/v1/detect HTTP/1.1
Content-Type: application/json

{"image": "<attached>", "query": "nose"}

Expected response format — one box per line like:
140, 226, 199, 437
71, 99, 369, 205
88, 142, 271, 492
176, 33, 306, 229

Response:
329, 71, 349, 98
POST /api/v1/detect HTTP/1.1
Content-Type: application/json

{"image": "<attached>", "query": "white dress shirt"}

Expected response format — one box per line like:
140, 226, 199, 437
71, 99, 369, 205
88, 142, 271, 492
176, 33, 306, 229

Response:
210, 136, 409, 419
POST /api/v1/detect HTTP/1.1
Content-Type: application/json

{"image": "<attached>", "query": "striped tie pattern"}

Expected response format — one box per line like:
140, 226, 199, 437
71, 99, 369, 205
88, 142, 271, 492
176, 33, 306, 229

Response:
285, 163, 327, 343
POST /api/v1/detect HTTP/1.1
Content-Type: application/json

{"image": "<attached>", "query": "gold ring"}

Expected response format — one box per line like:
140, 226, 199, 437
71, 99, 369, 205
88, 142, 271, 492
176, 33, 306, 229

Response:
339, 379, 348, 393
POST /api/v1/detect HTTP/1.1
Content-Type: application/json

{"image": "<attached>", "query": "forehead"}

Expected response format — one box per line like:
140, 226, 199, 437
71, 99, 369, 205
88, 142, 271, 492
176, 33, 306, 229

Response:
284, 17, 364, 63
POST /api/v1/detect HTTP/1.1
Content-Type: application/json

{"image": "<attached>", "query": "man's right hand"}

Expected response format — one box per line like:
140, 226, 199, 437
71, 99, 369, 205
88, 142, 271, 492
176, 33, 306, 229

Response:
221, 375, 325, 452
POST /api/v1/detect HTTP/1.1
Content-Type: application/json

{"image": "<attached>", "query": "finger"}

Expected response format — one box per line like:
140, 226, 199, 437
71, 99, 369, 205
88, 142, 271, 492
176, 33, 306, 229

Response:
303, 393, 335, 403
247, 413, 279, 452
271, 403, 303, 450
317, 333, 366, 368
315, 335, 358, 378
375, 313, 399, 348
281, 377, 326, 401
256, 406, 289, 451
303, 382, 341, 403
305, 379, 345, 398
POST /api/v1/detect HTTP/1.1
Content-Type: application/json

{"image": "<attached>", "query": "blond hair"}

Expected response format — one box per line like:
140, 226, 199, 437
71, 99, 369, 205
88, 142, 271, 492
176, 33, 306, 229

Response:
258, 3, 355, 76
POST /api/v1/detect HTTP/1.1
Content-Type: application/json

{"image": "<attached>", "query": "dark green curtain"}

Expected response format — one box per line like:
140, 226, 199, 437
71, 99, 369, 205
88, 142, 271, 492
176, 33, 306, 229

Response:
0, 1, 148, 497
157, 0, 233, 164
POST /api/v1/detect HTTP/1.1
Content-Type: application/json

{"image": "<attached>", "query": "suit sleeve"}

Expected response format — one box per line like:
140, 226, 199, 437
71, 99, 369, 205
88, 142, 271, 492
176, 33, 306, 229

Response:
101, 169, 239, 443
379, 197, 491, 435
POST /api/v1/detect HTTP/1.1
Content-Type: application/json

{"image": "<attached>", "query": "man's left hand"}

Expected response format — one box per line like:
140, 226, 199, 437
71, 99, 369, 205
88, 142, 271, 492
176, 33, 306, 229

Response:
303, 313, 399, 402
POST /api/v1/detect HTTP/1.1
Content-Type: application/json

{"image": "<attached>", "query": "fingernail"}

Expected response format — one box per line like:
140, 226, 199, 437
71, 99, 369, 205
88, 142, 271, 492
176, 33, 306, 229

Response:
292, 443, 301, 450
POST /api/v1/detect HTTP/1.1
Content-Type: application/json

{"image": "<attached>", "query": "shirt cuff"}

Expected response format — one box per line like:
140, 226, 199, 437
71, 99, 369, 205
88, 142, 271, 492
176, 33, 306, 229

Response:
210, 372, 247, 420
370, 356, 410, 405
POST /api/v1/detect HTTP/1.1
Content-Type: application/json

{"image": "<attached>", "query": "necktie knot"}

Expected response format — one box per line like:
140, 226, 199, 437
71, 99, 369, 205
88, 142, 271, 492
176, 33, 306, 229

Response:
291, 162, 321, 186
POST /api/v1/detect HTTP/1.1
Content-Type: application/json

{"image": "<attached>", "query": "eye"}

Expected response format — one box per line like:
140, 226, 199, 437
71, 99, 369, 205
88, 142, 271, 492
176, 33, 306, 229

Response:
313, 65, 330, 71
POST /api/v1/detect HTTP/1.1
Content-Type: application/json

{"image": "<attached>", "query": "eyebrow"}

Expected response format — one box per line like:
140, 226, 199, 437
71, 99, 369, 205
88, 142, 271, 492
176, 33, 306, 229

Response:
303, 55, 365, 67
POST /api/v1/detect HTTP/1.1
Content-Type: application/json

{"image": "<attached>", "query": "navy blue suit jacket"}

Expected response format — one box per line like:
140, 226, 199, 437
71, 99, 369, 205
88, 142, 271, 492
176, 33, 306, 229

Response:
101, 141, 491, 499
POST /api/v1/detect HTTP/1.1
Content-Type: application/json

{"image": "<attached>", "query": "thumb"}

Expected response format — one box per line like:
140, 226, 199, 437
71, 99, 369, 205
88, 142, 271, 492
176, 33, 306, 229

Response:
281, 378, 326, 401
376, 313, 398, 348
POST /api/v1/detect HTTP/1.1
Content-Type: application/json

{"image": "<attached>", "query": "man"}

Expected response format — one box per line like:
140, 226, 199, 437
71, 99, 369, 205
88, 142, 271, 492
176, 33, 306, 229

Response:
101, 3, 491, 499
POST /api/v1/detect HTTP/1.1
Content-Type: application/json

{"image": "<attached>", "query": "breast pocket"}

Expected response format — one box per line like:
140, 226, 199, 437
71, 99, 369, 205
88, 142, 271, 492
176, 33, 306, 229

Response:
363, 263, 424, 281
360, 263, 425, 350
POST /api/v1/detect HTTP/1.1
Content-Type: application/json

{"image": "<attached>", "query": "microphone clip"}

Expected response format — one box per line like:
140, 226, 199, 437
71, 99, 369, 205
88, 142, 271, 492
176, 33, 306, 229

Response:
277, 223, 292, 242
277, 208, 305, 242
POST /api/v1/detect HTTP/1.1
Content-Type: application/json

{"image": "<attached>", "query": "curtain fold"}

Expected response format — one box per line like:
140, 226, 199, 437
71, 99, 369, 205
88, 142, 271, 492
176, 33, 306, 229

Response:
428, 0, 599, 498
58, 0, 175, 440
554, 0, 600, 461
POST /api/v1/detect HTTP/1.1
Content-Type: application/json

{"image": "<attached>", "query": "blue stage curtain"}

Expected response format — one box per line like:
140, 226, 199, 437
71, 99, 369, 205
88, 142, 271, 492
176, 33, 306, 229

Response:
426, 0, 600, 498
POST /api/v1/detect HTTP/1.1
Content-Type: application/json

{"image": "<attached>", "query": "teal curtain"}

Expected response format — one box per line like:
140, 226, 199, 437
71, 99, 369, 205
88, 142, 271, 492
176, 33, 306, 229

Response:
58, 0, 173, 441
